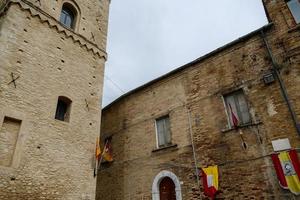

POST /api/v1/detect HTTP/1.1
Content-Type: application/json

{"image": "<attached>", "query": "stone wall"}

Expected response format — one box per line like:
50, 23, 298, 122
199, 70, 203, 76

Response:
19, 0, 110, 50
0, 117, 21, 167
0, 0, 109, 199
97, 0, 300, 199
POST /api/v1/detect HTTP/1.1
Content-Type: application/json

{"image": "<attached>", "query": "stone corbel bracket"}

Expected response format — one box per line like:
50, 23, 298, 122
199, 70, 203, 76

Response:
0, 0, 107, 60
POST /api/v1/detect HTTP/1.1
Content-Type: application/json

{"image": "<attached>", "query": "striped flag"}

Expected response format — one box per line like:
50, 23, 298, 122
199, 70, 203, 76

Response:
95, 137, 101, 160
102, 138, 113, 162
229, 104, 239, 128
94, 137, 101, 177
271, 149, 300, 195
202, 165, 219, 199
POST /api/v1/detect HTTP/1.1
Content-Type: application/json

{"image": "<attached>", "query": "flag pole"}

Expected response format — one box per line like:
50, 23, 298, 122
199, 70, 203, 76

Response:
94, 138, 99, 177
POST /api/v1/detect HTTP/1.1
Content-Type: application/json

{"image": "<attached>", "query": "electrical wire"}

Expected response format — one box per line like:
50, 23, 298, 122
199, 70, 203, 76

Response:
104, 74, 125, 94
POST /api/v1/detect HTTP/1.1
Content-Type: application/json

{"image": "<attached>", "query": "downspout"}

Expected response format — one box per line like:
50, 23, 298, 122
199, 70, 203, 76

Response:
176, 96, 201, 196
187, 107, 202, 196
260, 30, 300, 135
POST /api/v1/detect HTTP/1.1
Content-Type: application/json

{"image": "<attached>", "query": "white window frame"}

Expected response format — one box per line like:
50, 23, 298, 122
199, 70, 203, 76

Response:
155, 115, 171, 148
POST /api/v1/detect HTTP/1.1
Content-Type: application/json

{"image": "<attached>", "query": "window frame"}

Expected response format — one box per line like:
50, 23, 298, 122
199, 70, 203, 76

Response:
286, 0, 300, 25
60, 6, 75, 29
155, 115, 172, 148
59, 1, 81, 31
223, 89, 251, 129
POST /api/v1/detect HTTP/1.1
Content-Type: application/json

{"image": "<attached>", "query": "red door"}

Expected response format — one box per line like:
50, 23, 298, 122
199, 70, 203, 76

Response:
159, 177, 176, 200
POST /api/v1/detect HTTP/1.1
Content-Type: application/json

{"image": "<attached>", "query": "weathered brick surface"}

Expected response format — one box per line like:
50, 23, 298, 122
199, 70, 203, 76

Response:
97, 0, 300, 199
0, 0, 109, 199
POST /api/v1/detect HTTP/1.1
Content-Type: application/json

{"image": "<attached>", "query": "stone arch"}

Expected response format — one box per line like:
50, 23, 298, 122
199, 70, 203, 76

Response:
152, 170, 182, 200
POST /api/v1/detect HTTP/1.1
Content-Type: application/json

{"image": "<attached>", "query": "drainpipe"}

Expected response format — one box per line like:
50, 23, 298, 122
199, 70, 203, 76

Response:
176, 96, 201, 196
260, 30, 300, 135
186, 107, 202, 196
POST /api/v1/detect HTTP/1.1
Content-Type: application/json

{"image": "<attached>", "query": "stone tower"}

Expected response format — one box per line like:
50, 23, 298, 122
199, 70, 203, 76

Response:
0, 0, 110, 199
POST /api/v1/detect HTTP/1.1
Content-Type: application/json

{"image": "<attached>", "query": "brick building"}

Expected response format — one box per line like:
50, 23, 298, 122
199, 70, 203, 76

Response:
0, 0, 110, 199
97, 0, 300, 199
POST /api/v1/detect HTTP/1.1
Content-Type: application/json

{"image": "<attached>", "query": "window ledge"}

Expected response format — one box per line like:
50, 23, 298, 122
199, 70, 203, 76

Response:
54, 119, 69, 124
152, 144, 178, 153
221, 121, 262, 133
288, 24, 300, 33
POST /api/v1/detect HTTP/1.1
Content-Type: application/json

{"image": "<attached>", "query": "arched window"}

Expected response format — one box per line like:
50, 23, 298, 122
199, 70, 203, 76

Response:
55, 96, 72, 122
60, 3, 77, 29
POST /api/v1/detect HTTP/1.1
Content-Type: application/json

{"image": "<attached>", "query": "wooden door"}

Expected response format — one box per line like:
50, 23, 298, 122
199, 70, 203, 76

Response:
159, 177, 176, 200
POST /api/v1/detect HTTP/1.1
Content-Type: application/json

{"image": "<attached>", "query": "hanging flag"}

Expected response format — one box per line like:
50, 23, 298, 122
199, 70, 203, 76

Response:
229, 104, 239, 128
202, 165, 219, 199
102, 138, 113, 162
95, 137, 101, 160
94, 137, 102, 177
271, 149, 300, 195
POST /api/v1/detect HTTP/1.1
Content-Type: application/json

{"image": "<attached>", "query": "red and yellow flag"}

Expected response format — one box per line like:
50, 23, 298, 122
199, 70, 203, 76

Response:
229, 103, 239, 128
271, 149, 300, 195
102, 139, 113, 162
202, 165, 219, 199
95, 137, 101, 160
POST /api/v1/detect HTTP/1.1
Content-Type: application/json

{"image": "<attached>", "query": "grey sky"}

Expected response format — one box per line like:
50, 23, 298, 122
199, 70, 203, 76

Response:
102, 0, 268, 107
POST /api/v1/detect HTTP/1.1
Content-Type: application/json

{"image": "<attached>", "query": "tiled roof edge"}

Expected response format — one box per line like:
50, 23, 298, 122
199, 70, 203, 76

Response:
103, 23, 273, 111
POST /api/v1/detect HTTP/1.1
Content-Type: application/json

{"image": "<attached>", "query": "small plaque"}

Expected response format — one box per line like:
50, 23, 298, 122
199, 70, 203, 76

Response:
272, 138, 291, 152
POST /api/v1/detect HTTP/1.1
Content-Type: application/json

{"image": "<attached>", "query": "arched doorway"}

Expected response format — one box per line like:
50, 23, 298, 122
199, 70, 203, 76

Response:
159, 177, 176, 200
152, 170, 182, 200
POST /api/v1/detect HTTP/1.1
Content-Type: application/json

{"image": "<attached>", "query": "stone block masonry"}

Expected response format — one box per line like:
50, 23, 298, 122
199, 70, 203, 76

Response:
0, 0, 110, 199
0, 117, 21, 167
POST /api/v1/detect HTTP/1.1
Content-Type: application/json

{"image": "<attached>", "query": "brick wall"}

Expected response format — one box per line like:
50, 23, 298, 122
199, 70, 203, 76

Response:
97, 0, 300, 199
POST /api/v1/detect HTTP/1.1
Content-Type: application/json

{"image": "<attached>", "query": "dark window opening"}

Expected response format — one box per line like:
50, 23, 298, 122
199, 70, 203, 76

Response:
55, 96, 72, 122
286, 0, 300, 24
60, 4, 76, 29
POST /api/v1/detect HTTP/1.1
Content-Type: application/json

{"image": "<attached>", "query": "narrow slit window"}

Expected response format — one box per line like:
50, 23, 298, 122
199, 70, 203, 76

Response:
55, 96, 72, 122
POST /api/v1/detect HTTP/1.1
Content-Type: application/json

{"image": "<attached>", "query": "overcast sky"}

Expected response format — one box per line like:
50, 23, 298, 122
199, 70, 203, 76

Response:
102, 0, 268, 107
